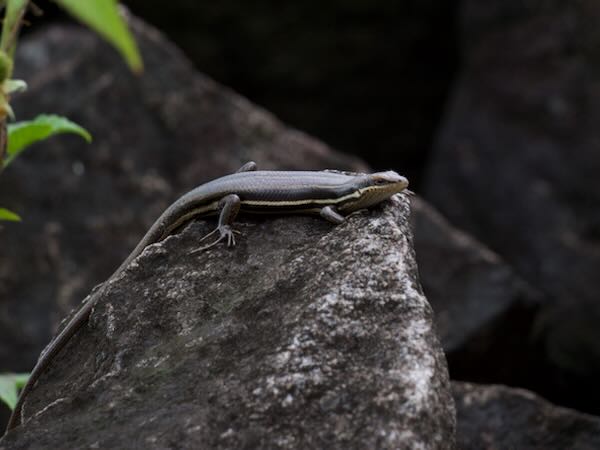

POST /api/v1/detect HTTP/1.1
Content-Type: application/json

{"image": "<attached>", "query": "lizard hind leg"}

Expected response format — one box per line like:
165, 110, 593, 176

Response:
191, 194, 242, 253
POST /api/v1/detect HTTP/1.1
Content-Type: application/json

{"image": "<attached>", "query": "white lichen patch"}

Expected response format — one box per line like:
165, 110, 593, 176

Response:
395, 317, 436, 411
281, 393, 294, 407
90, 350, 125, 388
105, 303, 116, 339
135, 354, 170, 369
273, 350, 291, 368
164, 276, 198, 300
219, 428, 235, 439
382, 249, 429, 308
183, 336, 205, 348
31, 397, 68, 420
255, 328, 332, 406
387, 430, 427, 450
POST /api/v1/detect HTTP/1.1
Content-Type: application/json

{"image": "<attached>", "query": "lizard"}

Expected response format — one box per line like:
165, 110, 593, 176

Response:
5, 161, 409, 431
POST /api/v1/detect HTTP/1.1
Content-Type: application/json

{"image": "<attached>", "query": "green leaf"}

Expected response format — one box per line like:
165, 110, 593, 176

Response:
4, 114, 92, 167
4, 78, 26, 94
0, 207, 21, 221
0, 373, 29, 410
53, 0, 143, 73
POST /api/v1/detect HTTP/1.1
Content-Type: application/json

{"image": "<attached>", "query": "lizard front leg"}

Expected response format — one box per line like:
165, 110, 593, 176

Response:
320, 205, 345, 224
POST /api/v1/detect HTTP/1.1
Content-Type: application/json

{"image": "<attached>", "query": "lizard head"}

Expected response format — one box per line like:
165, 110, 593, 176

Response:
338, 170, 409, 212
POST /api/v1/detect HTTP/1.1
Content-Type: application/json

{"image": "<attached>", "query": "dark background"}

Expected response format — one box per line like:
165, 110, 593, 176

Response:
25, 0, 458, 188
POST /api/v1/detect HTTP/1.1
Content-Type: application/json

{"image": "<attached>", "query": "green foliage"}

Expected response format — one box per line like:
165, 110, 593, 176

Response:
54, 0, 143, 73
0, 373, 29, 410
0, 51, 13, 82
0, 2, 141, 219
0, 207, 20, 221
1, 0, 28, 57
3, 114, 92, 168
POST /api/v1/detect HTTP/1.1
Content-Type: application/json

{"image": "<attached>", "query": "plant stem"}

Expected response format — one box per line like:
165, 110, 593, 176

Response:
0, 118, 6, 171
0, 0, 28, 61
0, 0, 27, 171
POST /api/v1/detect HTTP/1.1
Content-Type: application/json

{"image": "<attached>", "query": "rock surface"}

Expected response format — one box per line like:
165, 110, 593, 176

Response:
410, 198, 542, 386
424, 0, 600, 413
1, 196, 456, 449
0, 19, 365, 376
453, 382, 600, 450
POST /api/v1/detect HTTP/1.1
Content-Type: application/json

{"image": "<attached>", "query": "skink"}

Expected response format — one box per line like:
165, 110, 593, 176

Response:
6, 161, 408, 431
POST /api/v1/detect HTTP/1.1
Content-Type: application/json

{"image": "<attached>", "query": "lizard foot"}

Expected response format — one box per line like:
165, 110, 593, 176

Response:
191, 225, 239, 253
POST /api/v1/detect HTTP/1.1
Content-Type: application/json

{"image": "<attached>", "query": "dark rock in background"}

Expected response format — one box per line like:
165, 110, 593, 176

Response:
106, 0, 459, 185
425, 0, 600, 414
1, 195, 456, 449
411, 198, 543, 387
453, 382, 600, 450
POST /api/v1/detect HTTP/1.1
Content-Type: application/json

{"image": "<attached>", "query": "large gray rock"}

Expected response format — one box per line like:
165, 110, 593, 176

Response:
453, 382, 600, 450
424, 0, 600, 412
1, 196, 456, 449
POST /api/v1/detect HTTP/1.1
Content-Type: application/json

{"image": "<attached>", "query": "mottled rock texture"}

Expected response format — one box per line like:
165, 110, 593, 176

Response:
1, 196, 455, 449
454, 382, 600, 450
425, 0, 600, 413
